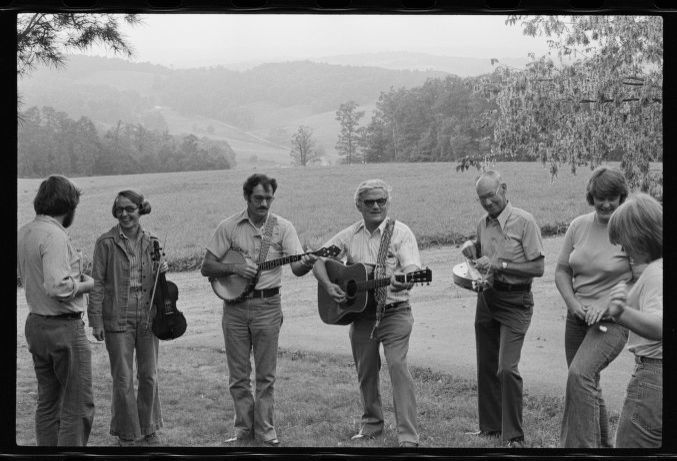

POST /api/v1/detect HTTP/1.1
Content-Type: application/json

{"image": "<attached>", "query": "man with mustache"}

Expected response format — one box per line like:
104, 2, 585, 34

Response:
461, 170, 545, 448
201, 173, 317, 447
17, 175, 95, 446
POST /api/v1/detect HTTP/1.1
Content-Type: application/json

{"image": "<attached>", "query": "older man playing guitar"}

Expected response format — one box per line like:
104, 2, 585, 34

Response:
313, 179, 425, 448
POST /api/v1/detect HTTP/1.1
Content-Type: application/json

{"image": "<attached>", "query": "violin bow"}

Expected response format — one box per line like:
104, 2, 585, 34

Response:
147, 233, 168, 328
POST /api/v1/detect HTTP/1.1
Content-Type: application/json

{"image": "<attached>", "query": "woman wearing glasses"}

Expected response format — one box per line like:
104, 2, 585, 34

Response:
88, 190, 167, 446
555, 167, 632, 448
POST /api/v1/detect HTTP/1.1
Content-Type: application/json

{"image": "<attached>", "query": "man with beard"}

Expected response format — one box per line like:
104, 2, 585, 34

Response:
201, 173, 317, 447
17, 175, 95, 446
461, 170, 545, 448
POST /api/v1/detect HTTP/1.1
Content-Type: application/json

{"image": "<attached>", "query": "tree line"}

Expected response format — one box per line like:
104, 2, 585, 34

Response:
18, 106, 236, 178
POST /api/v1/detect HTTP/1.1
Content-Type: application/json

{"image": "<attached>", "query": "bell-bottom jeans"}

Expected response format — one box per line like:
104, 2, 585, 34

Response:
615, 358, 662, 448
104, 291, 162, 440
349, 304, 418, 445
222, 294, 282, 443
560, 313, 628, 448
25, 313, 95, 446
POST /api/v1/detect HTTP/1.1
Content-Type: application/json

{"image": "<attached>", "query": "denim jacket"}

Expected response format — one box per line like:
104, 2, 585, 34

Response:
87, 225, 158, 331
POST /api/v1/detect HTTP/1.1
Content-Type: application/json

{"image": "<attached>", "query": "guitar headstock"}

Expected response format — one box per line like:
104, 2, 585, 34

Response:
397, 267, 432, 285
313, 245, 341, 258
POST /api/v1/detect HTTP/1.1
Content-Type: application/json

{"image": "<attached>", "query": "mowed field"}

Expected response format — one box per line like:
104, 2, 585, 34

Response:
16, 162, 652, 448
17, 162, 599, 270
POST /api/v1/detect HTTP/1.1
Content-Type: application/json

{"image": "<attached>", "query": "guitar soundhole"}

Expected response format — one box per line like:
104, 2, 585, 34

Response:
345, 280, 357, 300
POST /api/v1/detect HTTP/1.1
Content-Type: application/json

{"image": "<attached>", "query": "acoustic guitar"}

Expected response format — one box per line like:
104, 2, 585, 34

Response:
317, 259, 432, 325
210, 245, 341, 302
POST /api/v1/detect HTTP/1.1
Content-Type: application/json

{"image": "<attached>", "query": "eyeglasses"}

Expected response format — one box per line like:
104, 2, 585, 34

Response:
251, 195, 275, 205
362, 198, 388, 207
114, 206, 138, 216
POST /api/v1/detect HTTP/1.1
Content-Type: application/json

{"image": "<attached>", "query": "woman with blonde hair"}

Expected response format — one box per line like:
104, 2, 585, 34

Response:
586, 192, 662, 448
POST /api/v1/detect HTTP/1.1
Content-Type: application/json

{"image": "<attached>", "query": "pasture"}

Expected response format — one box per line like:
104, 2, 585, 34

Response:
15, 161, 647, 448
17, 162, 599, 271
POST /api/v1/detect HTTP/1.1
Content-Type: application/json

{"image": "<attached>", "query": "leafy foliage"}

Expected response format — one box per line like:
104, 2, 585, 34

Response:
335, 101, 365, 164
470, 15, 662, 199
360, 76, 496, 163
17, 13, 140, 77
290, 125, 322, 166
18, 106, 236, 177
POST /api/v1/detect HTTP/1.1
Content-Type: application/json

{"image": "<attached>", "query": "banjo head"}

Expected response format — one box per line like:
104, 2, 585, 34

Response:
452, 262, 486, 293
210, 250, 253, 301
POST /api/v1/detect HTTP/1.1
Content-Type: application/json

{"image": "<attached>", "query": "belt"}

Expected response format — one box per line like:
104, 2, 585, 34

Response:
33, 312, 83, 320
636, 356, 662, 364
492, 279, 532, 292
384, 301, 408, 310
249, 287, 280, 299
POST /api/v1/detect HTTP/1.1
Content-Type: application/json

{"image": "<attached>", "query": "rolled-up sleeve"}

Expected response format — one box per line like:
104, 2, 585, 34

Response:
87, 239, 108, 329
41, 233, 78, 301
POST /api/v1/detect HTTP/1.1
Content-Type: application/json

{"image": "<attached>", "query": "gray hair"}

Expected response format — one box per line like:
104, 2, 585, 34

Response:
608, 192, 662, 262
475, 169, 503, 187
354, 179, 392, 205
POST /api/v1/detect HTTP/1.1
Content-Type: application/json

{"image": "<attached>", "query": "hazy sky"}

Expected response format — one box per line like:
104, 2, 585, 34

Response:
80, 14, 553, 68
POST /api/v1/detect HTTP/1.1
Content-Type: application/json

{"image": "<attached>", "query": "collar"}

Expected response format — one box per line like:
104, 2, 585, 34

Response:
355, 217, 390, 236
485, 202, 513, 231
116, 224, 145, 242
236, 208, 272, 229
35, 215, 67, 233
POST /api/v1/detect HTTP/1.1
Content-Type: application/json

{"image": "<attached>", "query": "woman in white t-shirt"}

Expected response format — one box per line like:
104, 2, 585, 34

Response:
586, 192, 662, 448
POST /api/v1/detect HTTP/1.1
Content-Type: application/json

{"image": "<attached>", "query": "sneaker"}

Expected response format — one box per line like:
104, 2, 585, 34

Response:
465, 430, 501, 438
350, 430, 382, 441
118, 437, 135, 446
263, 438, 280, 446
143, 433, 162, 446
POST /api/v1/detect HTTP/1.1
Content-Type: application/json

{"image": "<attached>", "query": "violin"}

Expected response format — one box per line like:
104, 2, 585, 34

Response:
149, 239, 187, 340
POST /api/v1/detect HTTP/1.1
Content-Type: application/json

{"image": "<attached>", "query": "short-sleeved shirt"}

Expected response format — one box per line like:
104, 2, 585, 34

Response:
17, 215, 87, 315
476, 202, 544, 285
557, 212, 632, 309
626, 258, 662, 359
206, 209, 304, 290
324, 218, 422, 305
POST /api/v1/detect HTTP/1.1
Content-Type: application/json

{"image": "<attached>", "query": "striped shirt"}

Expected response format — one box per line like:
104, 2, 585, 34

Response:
117, 225, 145, 290
324, 218, 421, 305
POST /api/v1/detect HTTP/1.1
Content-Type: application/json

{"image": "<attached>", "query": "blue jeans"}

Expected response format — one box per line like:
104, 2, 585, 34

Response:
25, 313, 95, 446
222, 294, 282, 442
349, 304, 418, 445
561, 312, 628, 448
104, 291, 162, 440
615, 358, 662, 448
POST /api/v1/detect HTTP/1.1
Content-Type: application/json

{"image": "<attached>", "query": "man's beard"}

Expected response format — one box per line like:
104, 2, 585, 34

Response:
62, 209, 76, 228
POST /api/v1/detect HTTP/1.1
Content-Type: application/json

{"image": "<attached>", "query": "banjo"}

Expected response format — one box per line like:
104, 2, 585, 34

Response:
210, 245, 341, 302
452, 259, 489, 293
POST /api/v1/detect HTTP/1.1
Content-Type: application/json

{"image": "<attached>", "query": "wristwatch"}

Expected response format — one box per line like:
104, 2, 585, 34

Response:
501, 261, 508, 271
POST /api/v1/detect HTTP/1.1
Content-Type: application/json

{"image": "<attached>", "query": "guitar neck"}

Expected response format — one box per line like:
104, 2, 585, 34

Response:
258, 253, 304, 271
356, 276, 392, 291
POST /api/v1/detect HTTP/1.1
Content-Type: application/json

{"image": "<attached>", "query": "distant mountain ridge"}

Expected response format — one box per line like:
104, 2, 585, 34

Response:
18, 53, 522, 166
